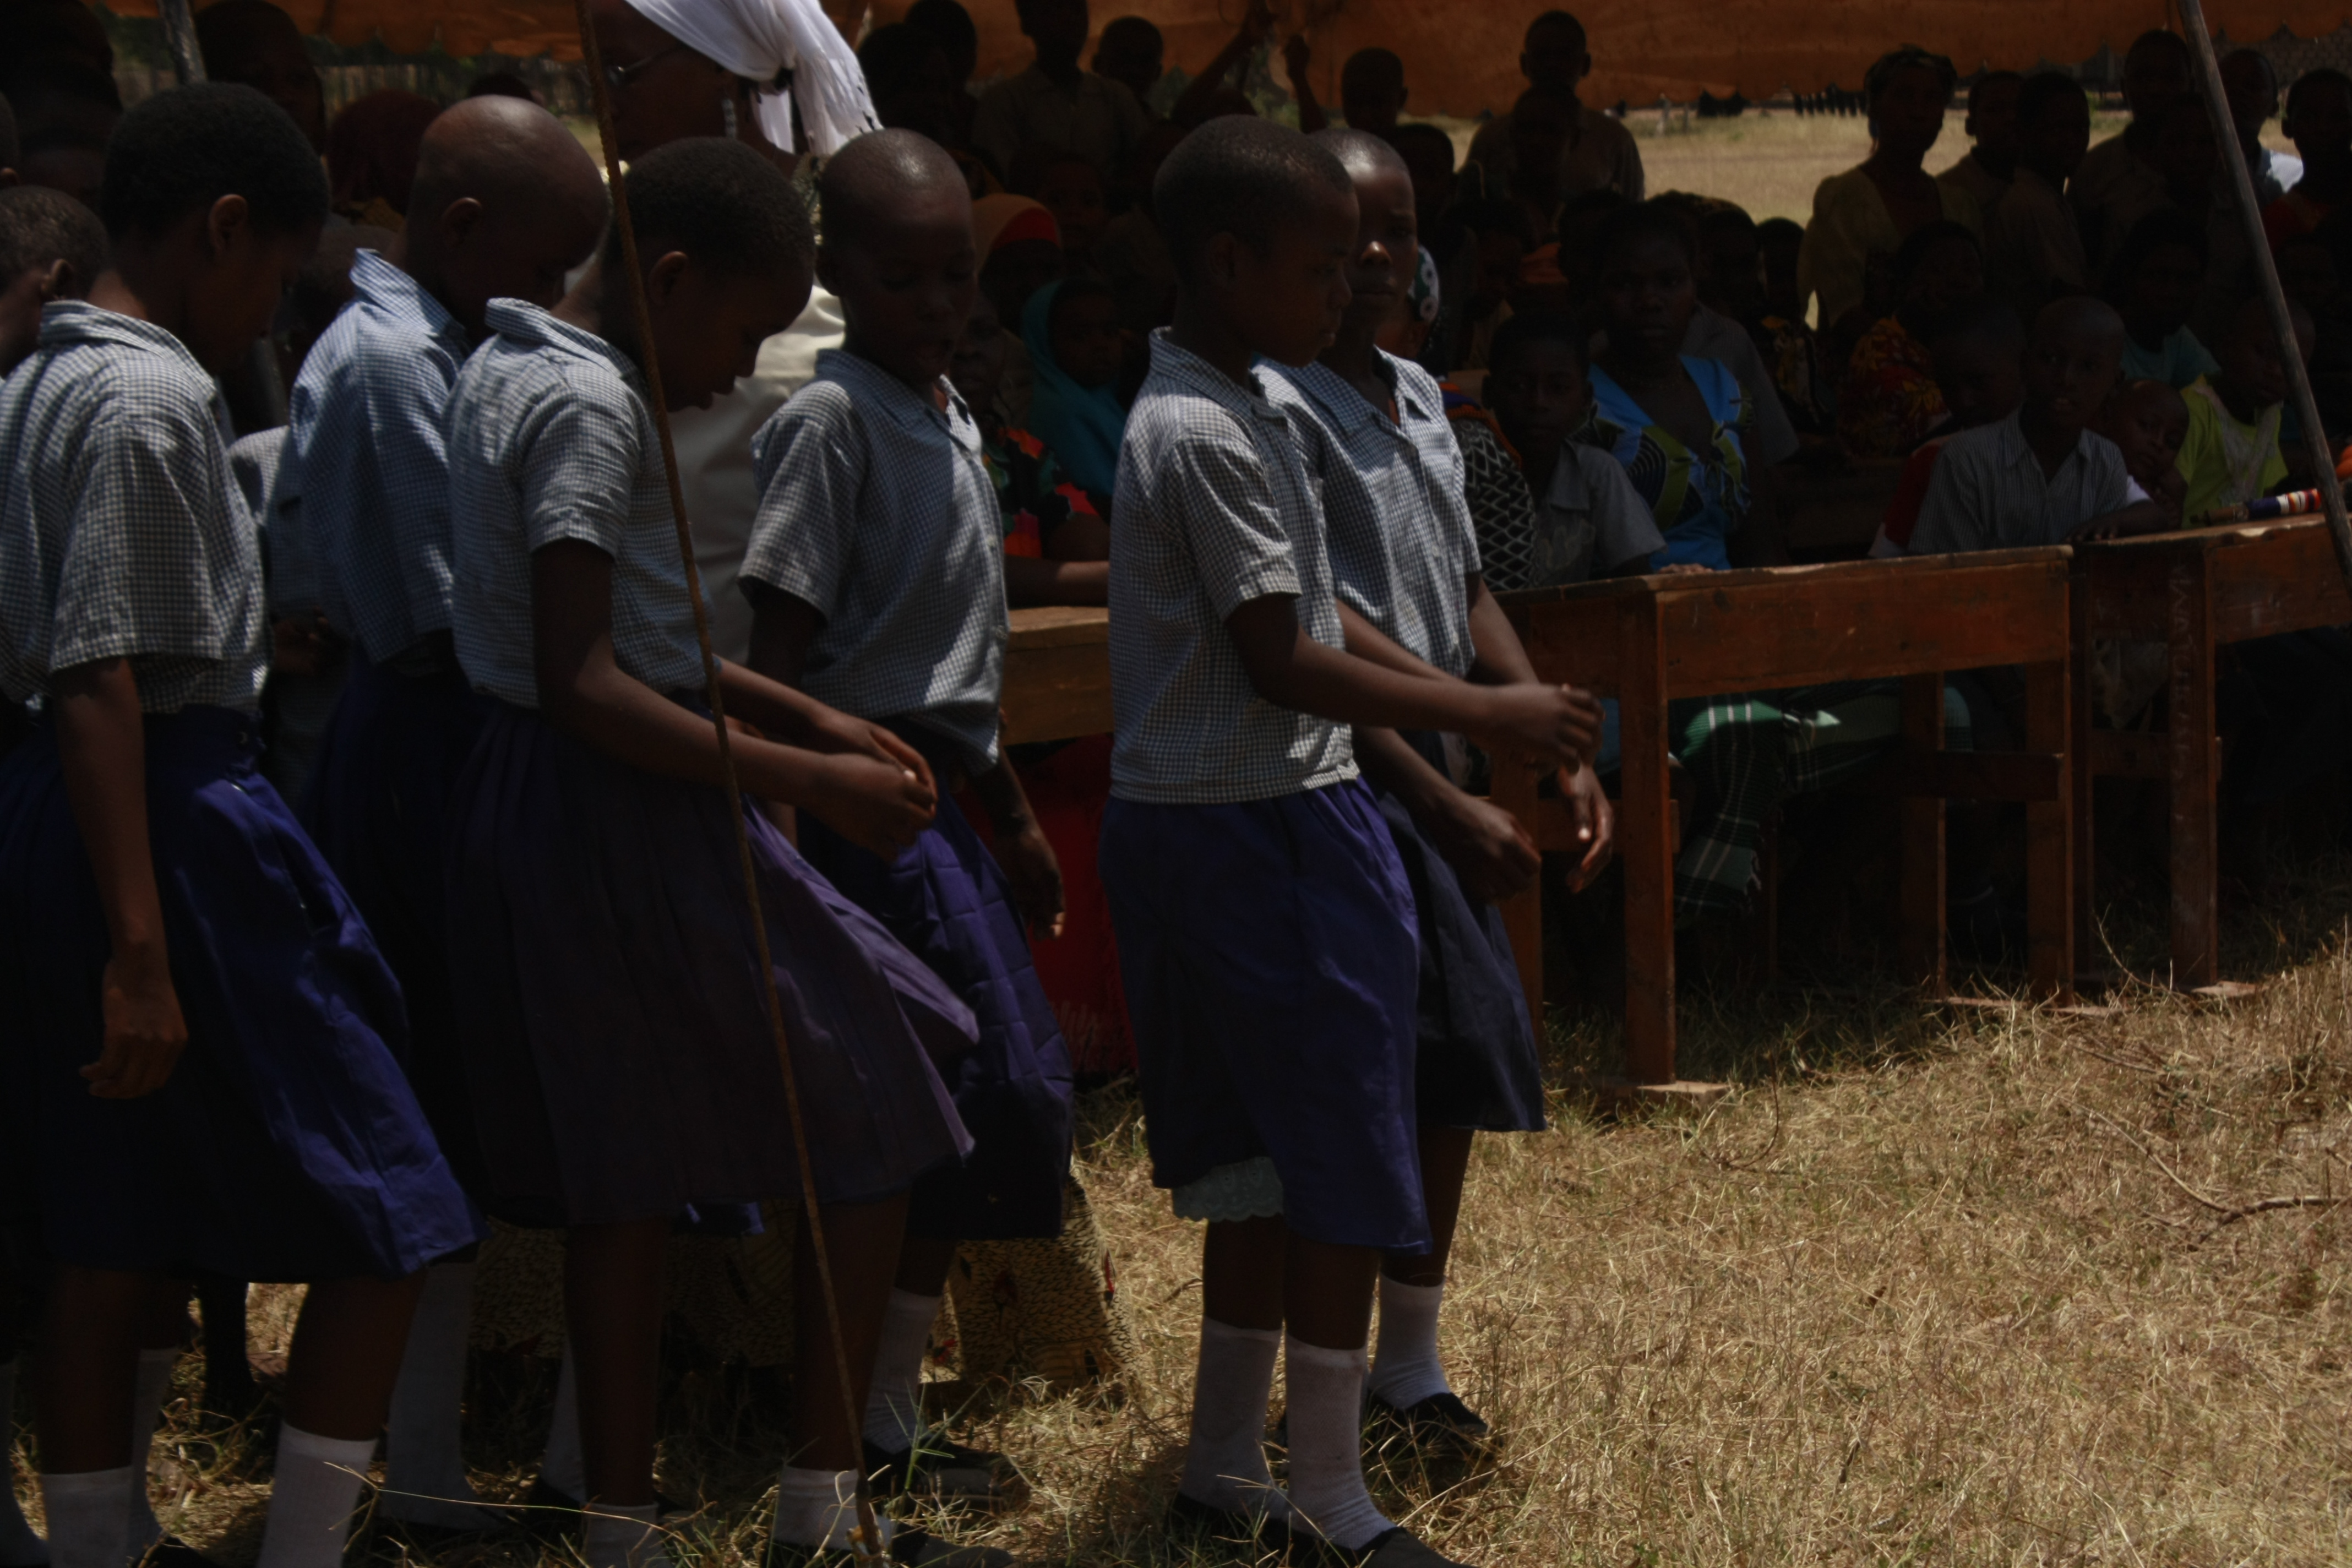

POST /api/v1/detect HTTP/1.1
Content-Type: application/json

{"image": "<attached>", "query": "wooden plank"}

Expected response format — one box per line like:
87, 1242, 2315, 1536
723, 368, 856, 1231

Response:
2071, 557, 2100, 969
1898, 672, 1946, 990
999, 634, 1113, 747
1618, 596, 1676, 1084
2167, 553, 2220, 988
1650, 558, 2073, 695
2206, 520, 2352, 641
1005, 604, 1110, 649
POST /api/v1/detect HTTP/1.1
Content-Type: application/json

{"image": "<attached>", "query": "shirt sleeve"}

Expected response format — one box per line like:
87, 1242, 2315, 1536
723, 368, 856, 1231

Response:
741, 388, 866, 619
1719, 322, 1800, 466
514, 374, 644, 559
356, 347, 459, 618
1168, 417, 1303, 619
1579, 448, 1669, 571
1905, 440, 1990, 556
51, 393, 246, 672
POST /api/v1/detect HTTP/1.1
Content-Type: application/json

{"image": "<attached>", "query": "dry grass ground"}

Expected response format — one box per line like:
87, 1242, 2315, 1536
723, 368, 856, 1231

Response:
14, 846, 2352, 1566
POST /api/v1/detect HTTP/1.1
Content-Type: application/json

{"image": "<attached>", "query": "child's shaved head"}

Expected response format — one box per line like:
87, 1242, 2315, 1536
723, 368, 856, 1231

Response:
409, 94, 606, 236
2097, 377, 2190, 489
820, 127, 970, 255
2035, 293, 2127, 351
1156, 115, 1353, 286
2024, 296, 2127, 432
1311, 126, 1409, 183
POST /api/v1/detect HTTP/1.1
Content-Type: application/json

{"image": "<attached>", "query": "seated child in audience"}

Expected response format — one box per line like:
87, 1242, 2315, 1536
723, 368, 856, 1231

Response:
1985, 70, 2091, 325
1871, 297, 2028, 556
974, 192, 1064, 424
1837, 219, 1984, 458
1443, 199, 1532, 373
1092, 15, 1166, 115
1099, 116, 1595, 1564
1586, 200, 1922, 925
1023, 275, 1127, 501
951, 291, 1110, 604
1909, 297, 2163, 552
2106, 207, 2216, 389
1012, 144, 1109, 274
2177, 295, 2317, 519
905, 0, 985, 141
0, 83, 477, 1568
0, 182, 105, 373
1698, 205, 1834, 445
1482, 312, 1664, 589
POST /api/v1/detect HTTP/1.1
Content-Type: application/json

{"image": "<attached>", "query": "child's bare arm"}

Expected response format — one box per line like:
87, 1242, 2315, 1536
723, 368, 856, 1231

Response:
967, 753, 1065, 937
533, 541, 937, 854
52, 657, 187, 1099
1004, 556, 1109, 606
1227, 593, 1599, 767
1355, 725, 1540, 903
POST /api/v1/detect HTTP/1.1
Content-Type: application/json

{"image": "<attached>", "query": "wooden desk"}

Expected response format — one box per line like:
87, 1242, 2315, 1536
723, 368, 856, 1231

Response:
1000, 605, 1112, 745
2071, 517, 2352, 987
1498, 548, 2076, 1090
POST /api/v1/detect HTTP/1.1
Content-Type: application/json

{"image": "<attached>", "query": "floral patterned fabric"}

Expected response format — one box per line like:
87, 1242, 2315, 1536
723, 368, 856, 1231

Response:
1835, 313, 1947, 459
981, 426, 1102, 557
1583, 356, 1754, 571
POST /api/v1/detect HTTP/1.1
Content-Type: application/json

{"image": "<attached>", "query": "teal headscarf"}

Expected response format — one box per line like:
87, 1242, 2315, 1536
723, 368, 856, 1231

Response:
1020, 279, 1127, 500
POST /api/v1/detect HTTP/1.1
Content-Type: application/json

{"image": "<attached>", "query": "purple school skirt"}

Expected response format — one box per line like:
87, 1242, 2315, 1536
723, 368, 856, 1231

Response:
1098, 778, 1430, 1252
301, 656, 492, 1192
1376, 733, 1546, 1134
0, 708, 480, 1281
799, 785, 1076, 1242
444, 700, 974, 1229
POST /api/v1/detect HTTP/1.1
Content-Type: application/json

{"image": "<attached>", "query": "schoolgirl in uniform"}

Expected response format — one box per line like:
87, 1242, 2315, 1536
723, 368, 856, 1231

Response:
0, 84, 477, 1568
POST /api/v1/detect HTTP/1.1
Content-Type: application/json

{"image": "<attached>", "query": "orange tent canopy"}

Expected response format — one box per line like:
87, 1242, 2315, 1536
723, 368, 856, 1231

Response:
106, 0, 2352, 116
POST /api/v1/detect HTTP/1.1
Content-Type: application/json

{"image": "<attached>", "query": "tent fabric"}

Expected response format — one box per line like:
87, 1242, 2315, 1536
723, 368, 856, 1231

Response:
113, 1, 2352, 115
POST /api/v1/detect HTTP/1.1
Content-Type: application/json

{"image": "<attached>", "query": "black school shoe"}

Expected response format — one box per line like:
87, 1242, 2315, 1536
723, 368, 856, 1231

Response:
1167, 1492, 1296, 1560
1315, 1527, 1472, 1567
761, 1528, 1015, 1566
1364, 1392, 1494, 1457
863, 1437, 1030, 1513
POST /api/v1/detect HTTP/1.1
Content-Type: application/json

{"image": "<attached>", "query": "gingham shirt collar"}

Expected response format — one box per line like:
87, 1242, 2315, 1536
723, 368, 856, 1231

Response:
351, 248, 467, 356
42, 296, 208, 367
1149, 331, 1290, 424
487, 295, 640, 383
1271, 353, 1479, 677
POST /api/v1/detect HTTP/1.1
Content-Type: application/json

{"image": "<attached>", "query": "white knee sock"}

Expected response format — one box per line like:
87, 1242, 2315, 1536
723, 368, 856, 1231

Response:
253, 1425, 376, 1568
1283, 1339, 1390, 1553
768, 1467, 891, 1553
1175, 1319, 1290, 1522
538, 1347, 586, 1504
35, 1469, 129, 1568
126, 1349, 176, 1555
1366, 1276, 1451, 1410
859, 1289, 939, 1455
581, 1502, 666, 1568
1, 1362, 48, 1566
382, 1264, 493, 1529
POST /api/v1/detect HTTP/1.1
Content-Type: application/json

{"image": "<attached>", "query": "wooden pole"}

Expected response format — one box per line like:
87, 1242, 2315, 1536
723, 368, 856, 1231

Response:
156, 0, 204, 84
568, 4, 885, 1559
2177, 0, 2352, 587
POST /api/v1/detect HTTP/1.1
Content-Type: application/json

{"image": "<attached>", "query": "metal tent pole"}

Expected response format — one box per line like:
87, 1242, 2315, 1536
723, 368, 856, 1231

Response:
2177, 0, 2352, 582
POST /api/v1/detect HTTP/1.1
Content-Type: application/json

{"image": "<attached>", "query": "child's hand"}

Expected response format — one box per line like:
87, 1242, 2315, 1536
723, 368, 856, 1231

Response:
86, 945, 187, 1098
271, 611, 340, 677
1558, 762, 1616, 892
1472, 681, 1603, 771
801, 753, 939, 857
801, 708, 941, 796
1427, 789, 1541, 905
2072, 502, 2173, 541
989, 813, 1067, 939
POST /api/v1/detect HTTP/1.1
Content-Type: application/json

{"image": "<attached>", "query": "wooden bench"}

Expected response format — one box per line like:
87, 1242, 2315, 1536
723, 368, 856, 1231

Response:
2070, 516, 2352, 988
1496, 548, 2078, 1095
1000, 605, 1112, 746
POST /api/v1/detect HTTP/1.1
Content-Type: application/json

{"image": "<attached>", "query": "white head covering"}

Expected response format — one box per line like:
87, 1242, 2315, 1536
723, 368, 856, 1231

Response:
622, 0, 879, 155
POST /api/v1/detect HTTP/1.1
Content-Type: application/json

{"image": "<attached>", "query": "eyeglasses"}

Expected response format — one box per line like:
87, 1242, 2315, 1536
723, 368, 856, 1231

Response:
605, 40, 689, 91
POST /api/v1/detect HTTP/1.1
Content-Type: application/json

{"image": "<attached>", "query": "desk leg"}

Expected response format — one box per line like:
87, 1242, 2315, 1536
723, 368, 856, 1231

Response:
1898, 672, 1946, 991
2023, 657, 2074, 1001
2070, 571, 2098, 974
1493, 750, 1544, 1025
2167, 557, 2219, 989
1620, 600, 1675, 1083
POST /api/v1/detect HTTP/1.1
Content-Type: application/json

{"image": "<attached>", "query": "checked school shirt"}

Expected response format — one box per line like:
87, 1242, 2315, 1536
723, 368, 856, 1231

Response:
0, 302, 266, 715
744, 349, 1008, 772
291, 249, 471, 665
1107, 331, 1357, 804
1268, 353, 1480, 680
446, 299, 707, 709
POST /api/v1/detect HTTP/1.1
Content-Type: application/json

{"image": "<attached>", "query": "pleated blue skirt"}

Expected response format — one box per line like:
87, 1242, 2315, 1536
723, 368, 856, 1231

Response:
0, 708, 480, 1281
799, 787, 1076, 1241
444, 700, 974, 1229
1098, 779, 1430, 1253
1376, 733, 1546, 1133
301, 656, 492, 1192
